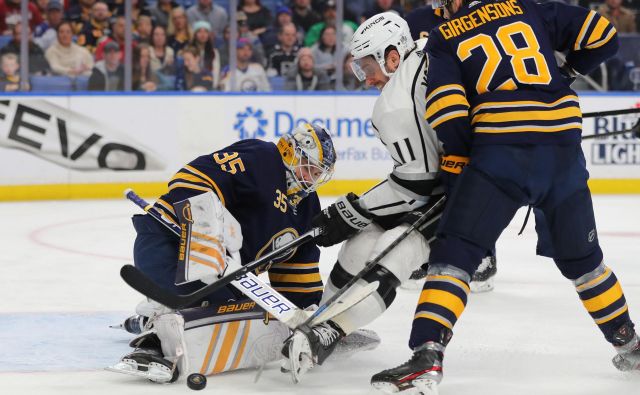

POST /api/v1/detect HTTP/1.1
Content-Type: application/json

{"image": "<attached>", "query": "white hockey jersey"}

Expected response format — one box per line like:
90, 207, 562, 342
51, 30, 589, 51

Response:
360, 38, 443, 223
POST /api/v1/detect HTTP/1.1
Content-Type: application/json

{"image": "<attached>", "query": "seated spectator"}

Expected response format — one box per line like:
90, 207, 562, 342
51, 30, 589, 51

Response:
168, 7, 193, 55
135, 15, 153, 44
361, 0, 404, 23
111, 0, 150, 20
267, 22, 299, 76
239, 0, 272, 37
149, 0, 178, 29
342, 52, 365, 91
190, 20, 220, 87
133, 43, 159, 91
0, 0, 44, 35
291, 0, 322, 33
0, 22, 50, 75
0, 53, 24, 91
76, 1, 111, 54
262, 6, 303, 52
237, 11, 266, 66
45, 21, 94, 77
186, 0, 228, 36
175, 45, 214, 91
89, 41, 124, 90
34, 0, 65, 52
150, 25, 176, 75
95, 16, 134, 62
66, 0, 96, 34
304, 0, 357, 47
311, 24, 337, 78
597, 0, 637, 33
220, 38, 270, 92
284, 47, 330, 91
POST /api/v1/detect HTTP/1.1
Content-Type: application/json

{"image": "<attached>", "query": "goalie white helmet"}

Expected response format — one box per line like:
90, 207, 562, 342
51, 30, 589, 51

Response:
277, 123, 337, 207
349, 12, 413, 81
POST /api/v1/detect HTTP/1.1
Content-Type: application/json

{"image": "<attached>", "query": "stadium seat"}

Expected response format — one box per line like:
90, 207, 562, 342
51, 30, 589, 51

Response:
0, 35, 11, 50
30, 76, 73, 92
269, 75, 285, 91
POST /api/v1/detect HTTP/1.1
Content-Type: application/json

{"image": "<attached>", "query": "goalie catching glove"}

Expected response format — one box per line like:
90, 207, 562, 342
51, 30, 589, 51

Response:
312, 192, 372, 247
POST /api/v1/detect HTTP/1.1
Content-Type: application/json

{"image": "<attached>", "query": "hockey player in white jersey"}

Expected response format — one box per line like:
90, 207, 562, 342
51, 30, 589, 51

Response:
281, 12, 495, 383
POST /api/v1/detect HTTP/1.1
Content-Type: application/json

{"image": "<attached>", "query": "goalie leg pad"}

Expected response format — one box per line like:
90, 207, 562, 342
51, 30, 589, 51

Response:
372, 224, 431, 283
331, 266, 400, 335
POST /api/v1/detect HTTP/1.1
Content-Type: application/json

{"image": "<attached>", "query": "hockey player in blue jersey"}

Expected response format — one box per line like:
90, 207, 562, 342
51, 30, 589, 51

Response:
108, 124, 379, 383
371, 0, 640, 393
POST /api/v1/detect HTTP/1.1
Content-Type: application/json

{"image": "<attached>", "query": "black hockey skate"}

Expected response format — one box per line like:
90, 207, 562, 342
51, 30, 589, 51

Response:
470, 255, 497, 293
371, 342, 444, 394
106, 333, 179, 383
282, 320, 345, 383
612, 322, 640, 371
110, 314, 150, 334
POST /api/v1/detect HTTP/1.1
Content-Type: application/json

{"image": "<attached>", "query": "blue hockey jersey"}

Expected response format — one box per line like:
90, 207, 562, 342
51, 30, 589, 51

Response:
423, 0, 618, 167
406, 5, 445, 40
153, 139, 323, 306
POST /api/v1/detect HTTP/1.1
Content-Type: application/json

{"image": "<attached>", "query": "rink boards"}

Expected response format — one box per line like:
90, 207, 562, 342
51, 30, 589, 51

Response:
0, 92, 638, 201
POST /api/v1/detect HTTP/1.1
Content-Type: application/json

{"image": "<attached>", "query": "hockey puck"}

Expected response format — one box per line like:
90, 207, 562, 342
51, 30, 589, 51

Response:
187, 373, 207, 391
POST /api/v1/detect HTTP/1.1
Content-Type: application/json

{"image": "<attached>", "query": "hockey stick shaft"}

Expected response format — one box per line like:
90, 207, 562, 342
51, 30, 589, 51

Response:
582, 107, 640, 118
121, 189, 320, 315
582, 118, 640, 140
301, 195, 447, 329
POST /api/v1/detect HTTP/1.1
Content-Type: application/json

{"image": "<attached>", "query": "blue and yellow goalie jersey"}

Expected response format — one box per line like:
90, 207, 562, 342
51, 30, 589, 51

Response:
153, 139, 323, 307
424, 0, 618, 162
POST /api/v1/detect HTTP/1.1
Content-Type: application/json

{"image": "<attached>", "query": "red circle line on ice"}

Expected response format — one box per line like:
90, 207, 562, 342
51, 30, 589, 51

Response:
28, 215, 132, 262
28, 215, 640, 260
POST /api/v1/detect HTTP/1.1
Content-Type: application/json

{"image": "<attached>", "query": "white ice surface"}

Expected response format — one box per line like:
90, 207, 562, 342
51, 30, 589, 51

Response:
0, 196, 639, 395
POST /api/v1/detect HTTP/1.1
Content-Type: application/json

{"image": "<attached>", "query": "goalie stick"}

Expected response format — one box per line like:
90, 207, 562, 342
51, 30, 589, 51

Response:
582, 107, 640, 118
121, 189, 376, 328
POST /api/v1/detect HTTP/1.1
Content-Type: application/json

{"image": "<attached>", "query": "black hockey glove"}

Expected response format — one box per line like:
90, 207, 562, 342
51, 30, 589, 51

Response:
312, 192, 372, 247
559, 62, 578, 86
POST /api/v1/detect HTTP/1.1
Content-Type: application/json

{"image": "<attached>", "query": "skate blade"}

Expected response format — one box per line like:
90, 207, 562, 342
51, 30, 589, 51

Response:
109, 323, 125, 330
470, 278, 495, 293
413, 378, 439, 395
105, 362, 174, 383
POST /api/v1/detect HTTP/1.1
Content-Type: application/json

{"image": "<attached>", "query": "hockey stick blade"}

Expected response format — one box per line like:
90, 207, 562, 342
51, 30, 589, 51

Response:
309, 281, 379, 327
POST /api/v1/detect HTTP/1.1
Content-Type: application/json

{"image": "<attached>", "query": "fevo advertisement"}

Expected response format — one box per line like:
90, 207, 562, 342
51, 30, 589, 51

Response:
0, 93, 638, 200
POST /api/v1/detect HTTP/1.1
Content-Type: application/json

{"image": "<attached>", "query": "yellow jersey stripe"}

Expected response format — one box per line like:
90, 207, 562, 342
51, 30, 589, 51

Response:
576, 267, 611, 293
426, 274, 471, 294
199, 324, 222, 374
425, 94, 469, 120
574, 10, 596, 50
587, 16, 609, 45
475, 122, 582, 134
585, 28, 616, 50
271, 262, 319, 269
413, 312, 453, 329
418, 289, 466, 319
168, 182, 211, 194
230, 320, 251, 370
212, 321, 240, 374
269, 272, 322, 284
172, 172, 211, 187
184, 165, 226, 206
274, 286, 324, 293
430, 110, 468, 129
582, 281, 624, 313
426, 84, 465, 104
472, 107, 582, 124
471, 95, 579, 115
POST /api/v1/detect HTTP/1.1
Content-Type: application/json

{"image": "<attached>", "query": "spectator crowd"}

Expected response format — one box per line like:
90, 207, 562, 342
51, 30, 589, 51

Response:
0, 0, 639, 92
